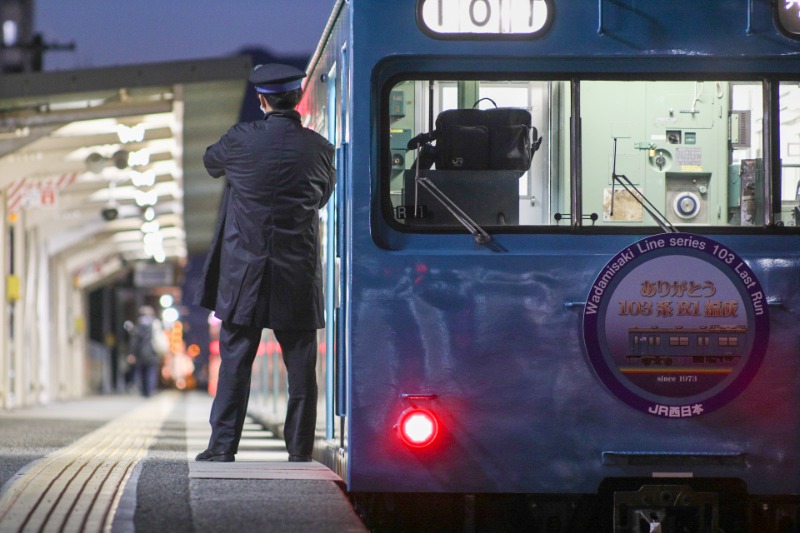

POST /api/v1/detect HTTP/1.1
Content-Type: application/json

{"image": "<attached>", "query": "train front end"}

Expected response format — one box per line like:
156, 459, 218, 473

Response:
312, 1, 800, 530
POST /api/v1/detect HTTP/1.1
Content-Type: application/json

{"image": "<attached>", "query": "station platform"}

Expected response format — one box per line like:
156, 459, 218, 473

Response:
0, 391, 367, 533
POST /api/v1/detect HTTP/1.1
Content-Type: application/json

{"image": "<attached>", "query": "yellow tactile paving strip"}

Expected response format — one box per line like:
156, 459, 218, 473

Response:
0, 393, 176, 533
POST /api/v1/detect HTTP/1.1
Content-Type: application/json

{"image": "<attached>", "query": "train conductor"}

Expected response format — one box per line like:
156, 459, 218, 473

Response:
194, 63, 336, 462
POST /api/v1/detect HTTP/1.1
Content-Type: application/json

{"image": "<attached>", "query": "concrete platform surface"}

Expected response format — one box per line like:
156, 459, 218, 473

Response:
0, 390, 367, 533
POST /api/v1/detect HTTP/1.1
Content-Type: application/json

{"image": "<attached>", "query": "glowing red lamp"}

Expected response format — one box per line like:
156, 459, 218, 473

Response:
397, 408, 439, 448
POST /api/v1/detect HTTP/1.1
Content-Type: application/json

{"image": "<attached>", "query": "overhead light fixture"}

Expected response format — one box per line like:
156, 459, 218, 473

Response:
134, 189, 158, 207
140, 220, 160, 234
116, 123, 145, 144
143, 231, 164, 257
128, 149, 150, 167
131, 170, 156, 187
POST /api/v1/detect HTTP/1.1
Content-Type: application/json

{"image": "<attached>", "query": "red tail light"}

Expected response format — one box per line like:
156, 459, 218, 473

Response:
397, 408, 439, 448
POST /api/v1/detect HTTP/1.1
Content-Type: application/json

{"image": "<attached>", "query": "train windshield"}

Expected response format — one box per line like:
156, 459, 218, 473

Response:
383, 78, 800, 231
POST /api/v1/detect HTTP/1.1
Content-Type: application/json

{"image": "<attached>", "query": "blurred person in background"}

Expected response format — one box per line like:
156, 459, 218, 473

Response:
129, 305, 167, 397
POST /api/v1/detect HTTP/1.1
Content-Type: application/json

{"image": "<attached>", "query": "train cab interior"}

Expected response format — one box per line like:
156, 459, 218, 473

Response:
384, 78, 800, 232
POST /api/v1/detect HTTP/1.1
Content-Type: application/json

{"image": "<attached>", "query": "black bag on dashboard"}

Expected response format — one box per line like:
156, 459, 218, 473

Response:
437, 116, 491, 170
408, 100, 542, 171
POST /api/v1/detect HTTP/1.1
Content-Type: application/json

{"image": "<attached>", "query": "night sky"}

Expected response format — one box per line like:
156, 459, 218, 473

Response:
34, 0, 335, 70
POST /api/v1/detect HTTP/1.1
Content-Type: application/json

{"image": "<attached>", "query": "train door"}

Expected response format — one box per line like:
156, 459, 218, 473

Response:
323, 41, 349, 446
335, 42, 350, 443
324, 61, 338, 440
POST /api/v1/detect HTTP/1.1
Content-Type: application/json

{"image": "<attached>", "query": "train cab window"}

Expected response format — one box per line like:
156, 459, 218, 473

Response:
384, 78, 793, 233
780, 82, 800, 227
385, 78, 568, 229
580, 80, 770, 229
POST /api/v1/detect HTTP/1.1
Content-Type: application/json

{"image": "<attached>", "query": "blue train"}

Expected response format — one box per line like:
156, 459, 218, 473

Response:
250, 1, 800, 531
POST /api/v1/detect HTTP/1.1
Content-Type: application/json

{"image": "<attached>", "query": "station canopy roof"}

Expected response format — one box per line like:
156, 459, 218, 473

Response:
0, 56, 250, 288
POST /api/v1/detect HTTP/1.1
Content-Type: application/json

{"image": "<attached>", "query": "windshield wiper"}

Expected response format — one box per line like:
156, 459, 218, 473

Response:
412, 148, 492, 245
610, 138, 678, 234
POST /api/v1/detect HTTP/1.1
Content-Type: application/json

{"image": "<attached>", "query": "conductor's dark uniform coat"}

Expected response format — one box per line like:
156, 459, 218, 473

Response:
194, 108, 335, 458
195, 109, 335, 330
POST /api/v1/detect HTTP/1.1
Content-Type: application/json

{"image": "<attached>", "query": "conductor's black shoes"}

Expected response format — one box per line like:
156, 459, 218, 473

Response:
288, 454, 312, 462
195, 449, 235, 462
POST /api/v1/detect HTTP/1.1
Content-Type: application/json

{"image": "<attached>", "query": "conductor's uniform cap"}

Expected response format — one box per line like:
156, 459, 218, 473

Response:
249, 63, 307, 94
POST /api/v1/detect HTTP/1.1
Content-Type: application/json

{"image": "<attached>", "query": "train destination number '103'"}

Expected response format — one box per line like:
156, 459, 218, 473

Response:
417, 0, 552, 37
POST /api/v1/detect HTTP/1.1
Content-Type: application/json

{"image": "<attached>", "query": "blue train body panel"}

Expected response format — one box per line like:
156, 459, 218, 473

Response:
345, 234, 800, 494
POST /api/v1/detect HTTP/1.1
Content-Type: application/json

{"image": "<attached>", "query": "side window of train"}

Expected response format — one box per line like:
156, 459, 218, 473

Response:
780, 82, 800, 226
579, 80, 784, 229
386, 78, 568, 229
